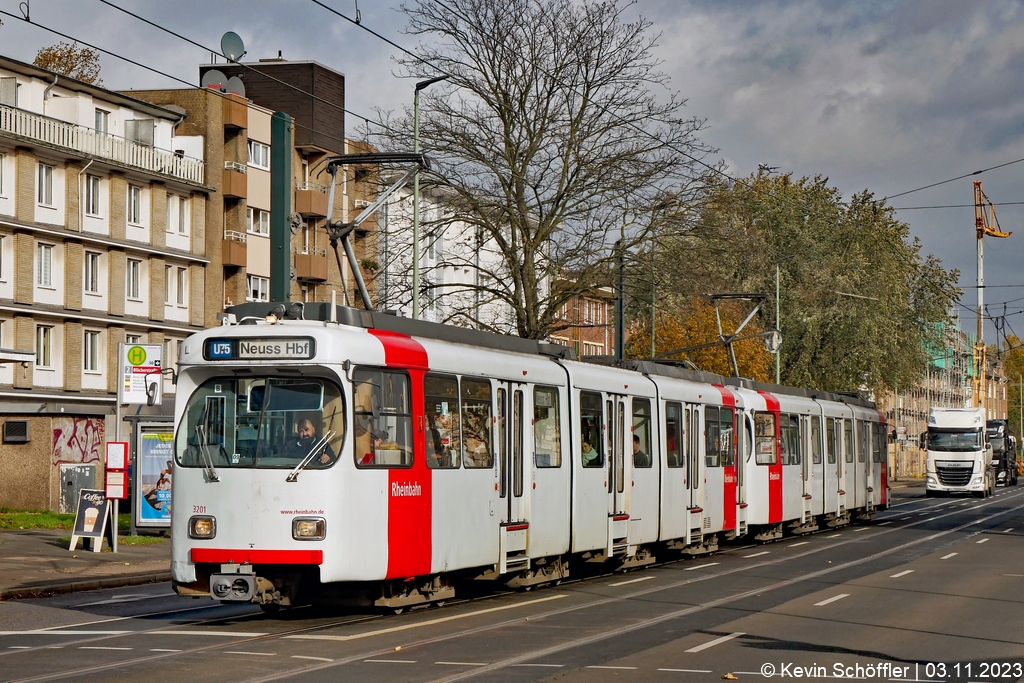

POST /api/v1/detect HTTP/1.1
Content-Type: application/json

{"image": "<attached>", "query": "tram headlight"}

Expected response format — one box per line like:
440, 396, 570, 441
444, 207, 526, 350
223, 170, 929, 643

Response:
189, 515, 216, 539
292, 517, 326, 540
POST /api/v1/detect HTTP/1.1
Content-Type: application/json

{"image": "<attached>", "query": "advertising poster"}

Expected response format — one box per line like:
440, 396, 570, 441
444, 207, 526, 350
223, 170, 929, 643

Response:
137, 430, 174, 527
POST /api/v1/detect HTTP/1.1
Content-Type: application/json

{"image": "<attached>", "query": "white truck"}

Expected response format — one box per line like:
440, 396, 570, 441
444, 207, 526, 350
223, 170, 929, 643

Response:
923, 407, 996, 498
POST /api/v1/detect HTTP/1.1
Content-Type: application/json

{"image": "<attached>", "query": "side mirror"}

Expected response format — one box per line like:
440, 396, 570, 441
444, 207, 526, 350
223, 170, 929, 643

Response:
146, 380, 162, 406
918, 433, 926, 449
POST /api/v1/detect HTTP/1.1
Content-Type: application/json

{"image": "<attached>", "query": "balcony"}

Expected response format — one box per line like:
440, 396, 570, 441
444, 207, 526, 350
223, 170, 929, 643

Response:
0, 103, 204, 184
294, 245, 328, 281
222, 230, 247, 267
223, 160, 247, 199
223, 94, 247, 129
294, 181, 329, 217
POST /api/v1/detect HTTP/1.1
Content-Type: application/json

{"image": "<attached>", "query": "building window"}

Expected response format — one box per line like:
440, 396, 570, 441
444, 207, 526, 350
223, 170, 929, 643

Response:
247, 140, 270, 170
84, 331, 99, 372
37, 243, 52, 287
126, 334, 141, 344
165, 195, 173, 233
0, 152, 4, 196
177, 266, 187, 305
164, 264, 172, 303
178, 196, 188, 234
126, 259, 141, 299
247, 275, 269, 302
94, 109, 108, 135
84, 251, 100, 293
85, 174, 101, 216
247, 207, 270, 236
37, 164, 53, 206
0, 235, 4, 280
127, 185, 142, 225
35, 326, 51, 368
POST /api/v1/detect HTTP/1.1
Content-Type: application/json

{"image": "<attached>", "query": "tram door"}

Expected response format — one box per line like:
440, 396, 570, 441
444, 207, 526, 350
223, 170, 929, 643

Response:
497, 384, 528, 524
687, 404, 703, 536
606, 395, 628, 516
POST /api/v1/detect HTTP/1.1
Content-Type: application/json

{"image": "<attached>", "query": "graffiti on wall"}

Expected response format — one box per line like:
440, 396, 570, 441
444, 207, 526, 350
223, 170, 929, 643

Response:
52, 417, 105, 465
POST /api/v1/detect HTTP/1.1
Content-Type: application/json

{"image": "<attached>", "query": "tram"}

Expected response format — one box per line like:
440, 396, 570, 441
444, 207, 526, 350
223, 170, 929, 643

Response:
170, 302, 887, 610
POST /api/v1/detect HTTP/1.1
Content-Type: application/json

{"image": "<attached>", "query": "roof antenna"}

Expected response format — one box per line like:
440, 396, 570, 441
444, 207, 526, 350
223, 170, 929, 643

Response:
354, 0, 361, 24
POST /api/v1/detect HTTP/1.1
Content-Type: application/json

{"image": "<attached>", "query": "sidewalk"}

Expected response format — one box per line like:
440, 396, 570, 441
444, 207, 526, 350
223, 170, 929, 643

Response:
889, 477, 925, 490
0, 529, 170, 600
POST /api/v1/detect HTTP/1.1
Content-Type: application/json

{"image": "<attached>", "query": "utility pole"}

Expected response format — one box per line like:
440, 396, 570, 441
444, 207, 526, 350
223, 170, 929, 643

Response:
774, 255, 794, 384
973, 181, 1012, 411
412, 75, 449, 319
614, 239, 625, 360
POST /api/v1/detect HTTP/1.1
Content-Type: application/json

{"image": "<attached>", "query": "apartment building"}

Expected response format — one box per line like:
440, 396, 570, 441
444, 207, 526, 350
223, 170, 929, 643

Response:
0, 56, 210, 511
550, 287, 616, 357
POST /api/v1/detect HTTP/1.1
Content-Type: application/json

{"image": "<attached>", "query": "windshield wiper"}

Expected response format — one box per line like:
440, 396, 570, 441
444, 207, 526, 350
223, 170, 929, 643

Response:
286, 430, 335, 482
195, 425, 221, 482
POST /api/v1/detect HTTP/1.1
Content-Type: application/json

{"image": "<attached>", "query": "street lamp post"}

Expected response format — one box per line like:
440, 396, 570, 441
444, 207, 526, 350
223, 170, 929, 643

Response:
775, 255, 794, 384
412, 75, 449, 320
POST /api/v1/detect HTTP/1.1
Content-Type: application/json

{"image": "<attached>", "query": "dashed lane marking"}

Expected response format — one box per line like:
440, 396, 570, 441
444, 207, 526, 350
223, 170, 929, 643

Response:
899, 517, 911, 521
855, 528, 869, 532
1004, 528, 1014, 533
685, 631, 745, 653
225, 651, 276, 656
364, 659, 417, 664
512, 664, 564, 668
941, 552, 958, 560
878, 521, 892, 526
293, 656, 333, 662
683, 562, 719, 571
79, 647, 132, 651
825, 534, 841, 538
158, 631, 269, 637
285, 594, 566, 642
150, 649, 181, 653
608, 576, 655, 587
744, 551, 770, 558
437, 661, 490, 666
7, 646, 30, 650
890, 570, 914, 578
814, 593, 850, 607
659, 668, 714, 673
789, 541, 810, 547
977, 538, 990, 544
587, 665, 638, 670
0, 631, 133, 636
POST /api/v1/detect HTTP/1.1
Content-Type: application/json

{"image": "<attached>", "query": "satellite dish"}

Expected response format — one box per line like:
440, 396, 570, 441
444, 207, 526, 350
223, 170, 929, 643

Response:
221, 31, 246, 62
225, 76, 245, 97
201, 69, 228, 91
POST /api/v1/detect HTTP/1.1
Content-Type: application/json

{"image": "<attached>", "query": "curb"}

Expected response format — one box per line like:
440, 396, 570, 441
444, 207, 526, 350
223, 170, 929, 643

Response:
0, 571, 171, 601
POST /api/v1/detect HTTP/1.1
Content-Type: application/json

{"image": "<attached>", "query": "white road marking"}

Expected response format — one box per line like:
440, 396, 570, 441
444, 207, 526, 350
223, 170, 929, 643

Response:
79, 646, 132, 651
969, 506, 984, 510
685, 632, 744, 653
7, 646, 31, 649
659, 668, 713, 673
940, 552, 958, 560
1004, 528, 1014, 533
855, 528, 869, 532
789, 541, 809, 547
155, 631, 268, 637
587, 665, 638, 670
977, 538, 989, 544
878, 521, 892, 526
825, 534, 841, 538
286, 594, 567, 642
150, 649, 182, 653
744, 551, 769, 558
78, 593, 174, 607
365, 659, 417, 663
814, 593, 850, 606
0, 631, 132, 636
899, 517, 910, 521
890, 570, 914, 578
437, 661, 490, 666
683, 562, 720, 571
292, 656, 333, 662
608, 576, 655, 587
512, 663, 564, 668
225, 651, 276, 656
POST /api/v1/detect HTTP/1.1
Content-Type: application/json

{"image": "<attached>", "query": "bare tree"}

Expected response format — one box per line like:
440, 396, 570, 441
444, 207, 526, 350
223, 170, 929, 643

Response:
33, 41, 102, 85
372, 0, 713, 339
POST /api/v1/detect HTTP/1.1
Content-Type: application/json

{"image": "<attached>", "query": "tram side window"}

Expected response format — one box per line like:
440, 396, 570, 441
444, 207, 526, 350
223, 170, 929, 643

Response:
462, 378, 494, 468
425, 373, 461, 469
873, 423, 884, 464
534, 386, 561, 468
353, 369, 413, 468
844, 419, 854, 464
666, 402, 684, 468
720, 407, 735, 467
857, 420, 868, 463
754, 412, 777, 465
632, 398, 653, 468
826, 418, 837, 464
705, 406, 721, 468
579, 391, 604, 467
811, 416, 823, 464
780, 414, 800, 465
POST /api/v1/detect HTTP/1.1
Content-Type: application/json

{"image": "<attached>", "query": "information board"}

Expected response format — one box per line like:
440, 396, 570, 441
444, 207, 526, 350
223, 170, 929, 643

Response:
136, 430, 174, 528
106, 441, 128, 470
119, 343, 163, 405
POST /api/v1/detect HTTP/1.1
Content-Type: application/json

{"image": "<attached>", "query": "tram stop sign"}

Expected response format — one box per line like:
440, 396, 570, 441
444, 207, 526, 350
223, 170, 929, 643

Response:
119, 343, 163, 405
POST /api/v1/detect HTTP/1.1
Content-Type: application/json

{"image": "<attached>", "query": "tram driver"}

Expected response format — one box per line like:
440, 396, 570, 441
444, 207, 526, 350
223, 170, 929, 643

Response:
283, 417, 336, 465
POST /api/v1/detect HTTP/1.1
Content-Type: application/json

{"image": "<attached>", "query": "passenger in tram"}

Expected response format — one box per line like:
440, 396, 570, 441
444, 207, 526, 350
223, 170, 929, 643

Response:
283, 418, 336, 464
581, 441, 600, 466
633, 434, 651, 468
666, 426, 681, 467
426, 428, 449, 467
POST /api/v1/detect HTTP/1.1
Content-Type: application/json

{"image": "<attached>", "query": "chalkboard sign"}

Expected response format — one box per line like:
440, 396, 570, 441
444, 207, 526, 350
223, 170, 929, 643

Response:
69, 489, 111, 553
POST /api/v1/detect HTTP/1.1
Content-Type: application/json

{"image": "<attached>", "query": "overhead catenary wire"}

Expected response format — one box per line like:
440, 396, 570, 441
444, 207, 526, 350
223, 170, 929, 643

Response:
882, 157, 1024, 201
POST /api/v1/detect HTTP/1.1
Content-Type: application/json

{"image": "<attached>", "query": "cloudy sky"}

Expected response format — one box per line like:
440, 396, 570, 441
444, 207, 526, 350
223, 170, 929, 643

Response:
2, 0, 1022, 342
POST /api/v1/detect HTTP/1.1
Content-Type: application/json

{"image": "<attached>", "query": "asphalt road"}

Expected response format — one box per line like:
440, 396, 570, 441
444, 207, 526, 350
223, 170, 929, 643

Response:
2, 486, 1023, 683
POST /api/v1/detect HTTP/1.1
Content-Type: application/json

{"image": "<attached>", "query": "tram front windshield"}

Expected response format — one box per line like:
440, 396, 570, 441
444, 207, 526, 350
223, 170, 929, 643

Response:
176, 377, 345, 469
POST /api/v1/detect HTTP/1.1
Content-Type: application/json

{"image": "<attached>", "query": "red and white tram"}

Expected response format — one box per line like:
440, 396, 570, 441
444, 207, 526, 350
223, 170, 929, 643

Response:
170, 303, 887, 609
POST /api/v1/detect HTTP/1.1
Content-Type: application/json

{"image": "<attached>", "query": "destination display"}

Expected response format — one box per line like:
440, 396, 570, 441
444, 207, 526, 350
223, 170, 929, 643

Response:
204, 337, 316, 361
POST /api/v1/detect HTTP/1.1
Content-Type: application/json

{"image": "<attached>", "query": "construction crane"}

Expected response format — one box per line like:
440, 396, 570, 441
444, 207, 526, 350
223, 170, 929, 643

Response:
973, 181, 1012, 410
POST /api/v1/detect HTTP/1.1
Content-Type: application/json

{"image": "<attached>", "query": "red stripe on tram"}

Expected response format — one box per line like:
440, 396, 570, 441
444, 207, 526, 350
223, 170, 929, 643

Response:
712, 385, 738, 531
757, 391, 784, 524
369, 329, 433, 580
